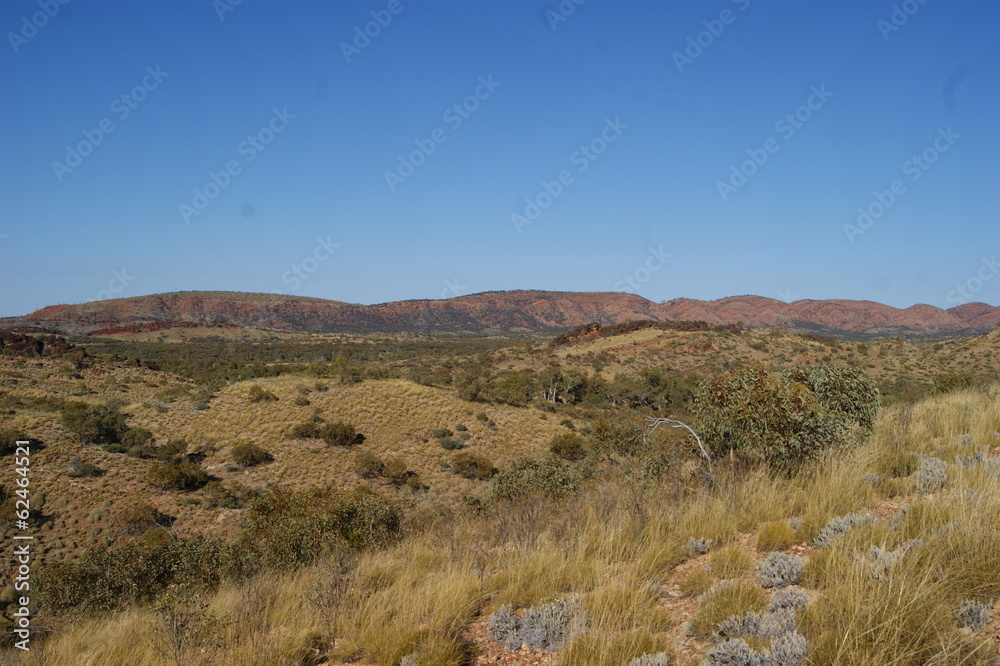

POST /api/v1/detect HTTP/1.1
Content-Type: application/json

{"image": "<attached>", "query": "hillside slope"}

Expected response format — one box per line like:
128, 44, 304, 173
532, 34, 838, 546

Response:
6, 290, 999, 336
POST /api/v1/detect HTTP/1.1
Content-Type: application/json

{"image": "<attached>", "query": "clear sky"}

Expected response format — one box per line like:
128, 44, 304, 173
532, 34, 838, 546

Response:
1, 0, 998, 317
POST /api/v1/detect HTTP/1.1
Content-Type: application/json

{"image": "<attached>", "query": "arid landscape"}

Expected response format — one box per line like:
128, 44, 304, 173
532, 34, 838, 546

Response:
4, 1, 998, 663
1, 292, 999, 664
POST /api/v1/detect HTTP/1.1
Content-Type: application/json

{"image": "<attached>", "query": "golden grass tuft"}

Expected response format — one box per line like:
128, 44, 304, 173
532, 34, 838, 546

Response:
756, 520, 797, 551
679, 568, 716, 598
687, 580, 768, 639
706, 544, 753, 579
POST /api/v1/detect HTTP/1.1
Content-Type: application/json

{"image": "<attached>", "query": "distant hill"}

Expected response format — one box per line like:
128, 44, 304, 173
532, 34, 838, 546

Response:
2, 290, 998, 337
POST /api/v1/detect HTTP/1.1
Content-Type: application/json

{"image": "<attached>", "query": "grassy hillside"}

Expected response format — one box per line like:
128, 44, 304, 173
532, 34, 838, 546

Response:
0, 327, 998, 664
7, 386, 999, 665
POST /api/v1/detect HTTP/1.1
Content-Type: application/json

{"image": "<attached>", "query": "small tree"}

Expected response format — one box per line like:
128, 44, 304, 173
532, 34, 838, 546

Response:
694, 363, 846, 466
784, 365, 880, 430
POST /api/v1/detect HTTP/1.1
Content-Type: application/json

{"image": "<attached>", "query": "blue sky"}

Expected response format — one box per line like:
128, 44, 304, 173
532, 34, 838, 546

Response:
1, 0, 998, 317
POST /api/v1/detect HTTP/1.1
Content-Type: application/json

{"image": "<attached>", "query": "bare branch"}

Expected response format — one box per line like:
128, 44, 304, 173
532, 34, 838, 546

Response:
643, 416, 714, 481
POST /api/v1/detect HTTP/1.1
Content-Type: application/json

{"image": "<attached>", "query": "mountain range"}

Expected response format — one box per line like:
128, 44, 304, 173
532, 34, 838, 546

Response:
2, 291, 998, 337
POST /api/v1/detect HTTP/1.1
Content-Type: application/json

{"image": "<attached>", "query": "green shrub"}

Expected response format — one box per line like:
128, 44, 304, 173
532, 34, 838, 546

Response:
784, 365, 880, 430
60, 401, 128, 444
230, 442, 273, 468
548, 432, 588, 461
933, 372, 979, 394
202, 481, 254, 510
147, 462, 210, 491
451, 451, 495, 480
0, 428, 30, 456
227, 485, 401, 577
490, 456, 586, 502
354, 450, 385, 479
589, 414, 645, 458
66, 458, 103, 478
319, 421, 364, 447
438, 436, 464, 451
382, 458, 410, 485
158, 438, 189, 461
289, 421, 320, 439
247, 385, 278, 403
695, 364, 867, 466
122, 427, 154, 449
127, 436, 187, 461
36, 534, 224, 614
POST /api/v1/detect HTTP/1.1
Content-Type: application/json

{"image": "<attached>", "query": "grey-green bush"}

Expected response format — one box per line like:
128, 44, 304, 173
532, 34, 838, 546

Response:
756, 553, 803, 589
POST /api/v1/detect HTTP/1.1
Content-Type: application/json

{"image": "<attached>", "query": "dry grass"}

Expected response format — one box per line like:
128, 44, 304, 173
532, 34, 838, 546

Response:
706, 545, 754, 579
3, 351, 1000, 664
756, 520, 797, 551
679, 568, 716, 598
687, 580, 768, 639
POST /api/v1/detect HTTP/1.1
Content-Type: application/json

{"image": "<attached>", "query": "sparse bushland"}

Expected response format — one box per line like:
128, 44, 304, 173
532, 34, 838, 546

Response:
34, 484, 401, 621
18, 386, 1000, 663
288, 419, 364, 446
5, 334, 1000, 664
60, 400, 129, 445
